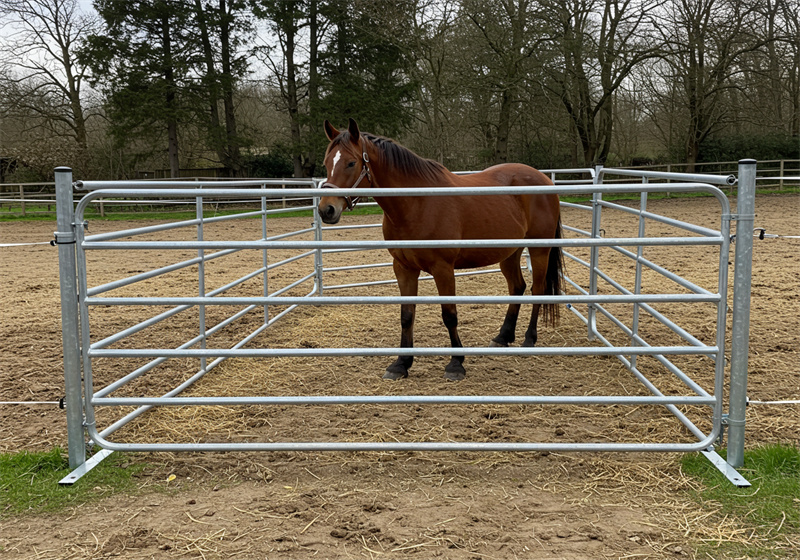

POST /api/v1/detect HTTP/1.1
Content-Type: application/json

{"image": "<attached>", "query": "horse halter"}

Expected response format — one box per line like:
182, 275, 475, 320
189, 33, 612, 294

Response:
320, 150, 371, 210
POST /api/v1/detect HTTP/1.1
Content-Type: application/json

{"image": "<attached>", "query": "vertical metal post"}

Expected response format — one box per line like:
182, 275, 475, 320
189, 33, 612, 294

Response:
54, 167, 85, 469
727, 159, 757, 468
262, 194, 270, 325
587, 166, 603, 340
197, 194, 207, 373
630, 183, 648, 369
313, 182, 324, 296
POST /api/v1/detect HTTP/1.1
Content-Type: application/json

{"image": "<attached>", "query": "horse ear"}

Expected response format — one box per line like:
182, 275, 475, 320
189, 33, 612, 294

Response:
324, 120, 339, 141
347, 118, 360, 145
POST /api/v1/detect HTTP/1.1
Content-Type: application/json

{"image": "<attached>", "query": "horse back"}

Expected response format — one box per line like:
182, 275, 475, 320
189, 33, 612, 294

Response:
459, 163, 560, 239
381, 163, 560, 272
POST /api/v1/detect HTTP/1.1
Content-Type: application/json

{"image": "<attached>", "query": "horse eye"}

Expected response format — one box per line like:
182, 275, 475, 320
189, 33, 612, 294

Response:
347, 161, 356, 168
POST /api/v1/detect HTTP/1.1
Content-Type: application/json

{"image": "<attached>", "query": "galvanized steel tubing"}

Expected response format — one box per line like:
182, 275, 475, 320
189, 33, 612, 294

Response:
58, 171, 741, 456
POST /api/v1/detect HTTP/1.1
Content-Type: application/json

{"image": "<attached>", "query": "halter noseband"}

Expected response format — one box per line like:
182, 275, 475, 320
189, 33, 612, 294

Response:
320, 150, 371, 210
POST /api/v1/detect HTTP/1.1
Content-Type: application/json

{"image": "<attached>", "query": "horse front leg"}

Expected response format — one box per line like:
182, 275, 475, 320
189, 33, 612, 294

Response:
384, 260, 420, 380
432, 268, 466, 381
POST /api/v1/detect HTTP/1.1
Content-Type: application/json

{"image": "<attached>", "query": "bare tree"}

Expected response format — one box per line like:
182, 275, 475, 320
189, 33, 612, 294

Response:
656, 0, 769, 170
541, 0, 661, 166
253, 0, 314, 177
464, 0, 546, 165
777, 0, 799, 137
0, 0, 98, 151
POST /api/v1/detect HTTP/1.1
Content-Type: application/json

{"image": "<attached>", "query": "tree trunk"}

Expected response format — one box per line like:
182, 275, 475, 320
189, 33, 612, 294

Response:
283, 9, 303, 178
162, 16, 180, 178
305, 0, 319, 177
219, 0, 242, 176
194, 0, 226, 168
494, 89, 512, 164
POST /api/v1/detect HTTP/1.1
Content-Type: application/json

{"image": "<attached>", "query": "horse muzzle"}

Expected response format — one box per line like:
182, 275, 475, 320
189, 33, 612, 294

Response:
318, 198, 345, 224
319, 181, 360, 224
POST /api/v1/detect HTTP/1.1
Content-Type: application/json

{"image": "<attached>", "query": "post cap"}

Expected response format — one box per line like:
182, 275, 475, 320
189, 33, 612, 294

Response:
738, 159, 756, 165
54, 166, 73, 172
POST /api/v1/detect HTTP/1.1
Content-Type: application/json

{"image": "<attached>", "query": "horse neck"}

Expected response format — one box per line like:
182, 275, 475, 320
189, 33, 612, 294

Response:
367, 145, 455, 218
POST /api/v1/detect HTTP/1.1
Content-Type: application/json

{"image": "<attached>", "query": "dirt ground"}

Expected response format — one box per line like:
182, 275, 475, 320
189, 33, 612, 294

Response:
0, 193, 798, 559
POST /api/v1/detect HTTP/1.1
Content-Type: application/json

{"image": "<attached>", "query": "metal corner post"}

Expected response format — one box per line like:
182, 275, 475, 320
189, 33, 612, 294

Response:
727, 159, 757, 468
54, 167, 85, 469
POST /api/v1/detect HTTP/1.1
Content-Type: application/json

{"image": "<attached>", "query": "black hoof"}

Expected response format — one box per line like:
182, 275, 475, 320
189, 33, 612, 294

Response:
444, 361, 466, 381
521, 338, 537, 347
384, 365, 409, 380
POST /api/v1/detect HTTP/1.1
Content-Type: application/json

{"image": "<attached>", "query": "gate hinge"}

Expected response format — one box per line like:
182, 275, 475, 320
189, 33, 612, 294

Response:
717, 413, 729, 445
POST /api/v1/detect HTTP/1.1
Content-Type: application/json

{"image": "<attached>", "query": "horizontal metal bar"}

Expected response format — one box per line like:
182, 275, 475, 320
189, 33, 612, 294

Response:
588, 265, 711, 348
267, 250, 315, 270
539, 167, 596, 176
94, 305, 258, 394
321, 223, 383, 232
88, 345, 718, 358
599, 168, 736, 186
562, 304, 716, 442
74, 183, 728, 205
596, 199, 721, 237
266, 226, 315, 241
323, 261, 394, 273
80, 236, 724, 251
85, 293, 720, 307
92, 395, 715, 407
88, 248, 239, 297
591, 303, 712, 396
85, 433, 717, 454
607, 244, 714, 296
560, 201, 592, 211
76, 179, 319, 190
96, 318, 272, 434
552, 179, 595, 185
91, 264, 266, 350
85, 210, 266, 242
321, 267, 504, 291
269, 271, 316, 297
265, 204, 315, 215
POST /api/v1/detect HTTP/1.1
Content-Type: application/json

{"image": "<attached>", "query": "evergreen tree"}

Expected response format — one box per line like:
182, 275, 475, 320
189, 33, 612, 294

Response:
83, 0, 195, 177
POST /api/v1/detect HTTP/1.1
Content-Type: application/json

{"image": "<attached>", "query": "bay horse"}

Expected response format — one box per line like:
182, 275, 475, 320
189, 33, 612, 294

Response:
319, 118, 564, 381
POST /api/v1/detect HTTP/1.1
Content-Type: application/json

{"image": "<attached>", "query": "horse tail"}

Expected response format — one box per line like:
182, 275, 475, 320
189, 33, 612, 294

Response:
542, 219, 565, 327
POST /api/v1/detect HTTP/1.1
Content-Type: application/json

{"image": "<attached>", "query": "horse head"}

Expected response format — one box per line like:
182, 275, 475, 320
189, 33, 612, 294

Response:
318, 118, 374, 224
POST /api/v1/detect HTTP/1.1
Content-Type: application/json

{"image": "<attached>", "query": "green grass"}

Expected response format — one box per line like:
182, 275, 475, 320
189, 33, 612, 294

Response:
681, 443, 800, 558
0, 448, 145, 517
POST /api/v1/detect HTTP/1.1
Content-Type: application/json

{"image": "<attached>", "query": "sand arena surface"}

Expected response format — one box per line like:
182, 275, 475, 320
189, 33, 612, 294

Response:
1, 194, 798, 559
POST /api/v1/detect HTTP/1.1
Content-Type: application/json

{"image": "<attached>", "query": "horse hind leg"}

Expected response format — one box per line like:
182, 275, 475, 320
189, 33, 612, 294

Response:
522, 248, 550, 347
441, 303, 466, 381
491, 250, 526, 347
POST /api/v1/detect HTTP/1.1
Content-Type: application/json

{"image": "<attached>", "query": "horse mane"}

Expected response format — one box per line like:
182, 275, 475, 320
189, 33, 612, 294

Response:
333, 131, 448, 183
